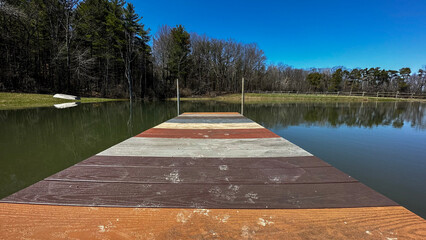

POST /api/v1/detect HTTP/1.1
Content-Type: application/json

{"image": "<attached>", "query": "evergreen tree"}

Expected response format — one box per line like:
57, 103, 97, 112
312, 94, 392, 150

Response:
398, 67, 411, 92
329, 69, 342, 91
121, 2, 149, 100
307, 72, 322, 91
168, 25, 190, 87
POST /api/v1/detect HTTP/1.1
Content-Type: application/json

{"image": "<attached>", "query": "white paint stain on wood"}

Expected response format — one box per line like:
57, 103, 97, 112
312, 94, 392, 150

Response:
257, 218, 274, 226
219, 165, 229, 171
245, 192, 259, 204
165, 170, 181, 183
193, 209, 210, 216
241, 225, 255, 239
208, 185, 240, 202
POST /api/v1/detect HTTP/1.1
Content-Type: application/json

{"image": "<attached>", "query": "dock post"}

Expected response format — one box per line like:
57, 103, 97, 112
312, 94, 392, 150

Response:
241, 77, 244, 115
177, 78, 180, 116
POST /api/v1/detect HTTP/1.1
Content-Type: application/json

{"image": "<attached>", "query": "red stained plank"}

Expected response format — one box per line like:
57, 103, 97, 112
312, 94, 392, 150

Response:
182, 112, 240, 115
136, 128, 280, 139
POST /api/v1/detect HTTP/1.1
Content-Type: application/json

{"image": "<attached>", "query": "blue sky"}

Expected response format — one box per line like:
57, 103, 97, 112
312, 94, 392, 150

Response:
133, 0, 426, 71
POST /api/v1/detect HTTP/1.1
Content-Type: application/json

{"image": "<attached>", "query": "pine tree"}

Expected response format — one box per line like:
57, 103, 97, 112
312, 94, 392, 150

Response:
168, 25, 190, 87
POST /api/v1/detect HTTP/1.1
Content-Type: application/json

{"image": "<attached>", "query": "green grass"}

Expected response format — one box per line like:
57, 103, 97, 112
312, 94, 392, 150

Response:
0, 92, 124, 110
170, 93, 425, 103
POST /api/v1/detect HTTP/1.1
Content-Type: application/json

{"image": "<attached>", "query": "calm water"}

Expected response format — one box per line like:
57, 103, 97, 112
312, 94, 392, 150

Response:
0, 101, 425, 218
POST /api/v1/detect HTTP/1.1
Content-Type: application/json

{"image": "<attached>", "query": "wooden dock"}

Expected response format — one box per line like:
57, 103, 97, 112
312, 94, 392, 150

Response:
1, 112, 424, 239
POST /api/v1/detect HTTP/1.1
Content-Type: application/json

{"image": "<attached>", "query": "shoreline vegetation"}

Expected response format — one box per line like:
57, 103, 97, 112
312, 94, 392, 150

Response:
0, 92, 122, 110
169, 93, 426, 103
1, 91, 424, 111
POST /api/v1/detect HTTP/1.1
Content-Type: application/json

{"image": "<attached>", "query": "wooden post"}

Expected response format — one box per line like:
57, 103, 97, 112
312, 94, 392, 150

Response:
377, 92, 379, 98
396, 91, 399, 98
241, 77, 244, 115
177, 78, 180, 116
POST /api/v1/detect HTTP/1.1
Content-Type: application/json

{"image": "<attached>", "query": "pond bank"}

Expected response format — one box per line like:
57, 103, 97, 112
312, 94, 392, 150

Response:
0, 92, 123, 110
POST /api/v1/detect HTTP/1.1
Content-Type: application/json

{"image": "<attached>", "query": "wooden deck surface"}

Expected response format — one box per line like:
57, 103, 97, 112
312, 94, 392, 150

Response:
1, 112, 425, 239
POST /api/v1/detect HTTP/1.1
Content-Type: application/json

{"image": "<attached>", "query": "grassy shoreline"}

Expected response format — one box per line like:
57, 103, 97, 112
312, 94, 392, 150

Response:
0, 92, 124, 110
170, 93, 426, 103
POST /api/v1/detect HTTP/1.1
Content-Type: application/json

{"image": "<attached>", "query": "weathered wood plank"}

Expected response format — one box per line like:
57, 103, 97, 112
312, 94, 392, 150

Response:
176, 115, 246, 119
182, 112, 241, 115
1, 181, 397, 208
77, 156, 331, 168
1, 203, 424, 240
154, 122, 264, 129
46, 165, 356, 184
167, 118, 254, 123
177, 114, 243, 117
97, 137, 312, 158
136, 128, 280, 139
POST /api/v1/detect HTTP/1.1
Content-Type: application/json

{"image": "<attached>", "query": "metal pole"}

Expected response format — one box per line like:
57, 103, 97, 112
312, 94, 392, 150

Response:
177, 78, 180, 115
241, 77, 244, 115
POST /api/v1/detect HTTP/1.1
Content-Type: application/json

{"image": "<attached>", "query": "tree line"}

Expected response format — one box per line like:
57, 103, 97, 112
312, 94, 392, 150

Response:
1, 0, 425, 99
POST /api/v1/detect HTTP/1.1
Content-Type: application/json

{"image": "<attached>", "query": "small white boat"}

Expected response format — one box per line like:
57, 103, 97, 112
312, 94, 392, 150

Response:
53, 93, 81, 100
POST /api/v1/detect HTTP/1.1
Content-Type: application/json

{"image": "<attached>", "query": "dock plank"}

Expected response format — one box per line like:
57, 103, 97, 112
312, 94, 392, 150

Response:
1, 203, 424, 240
182, 112, 241, 115
136, 128, 280, 138
1, 181, 397, 208
97, 137, 312, 158
77, 156, 332, 168
177, 114, 244, 118
46, 165, 356, 184
166, 118, 254, 123
154, 122, 264, 129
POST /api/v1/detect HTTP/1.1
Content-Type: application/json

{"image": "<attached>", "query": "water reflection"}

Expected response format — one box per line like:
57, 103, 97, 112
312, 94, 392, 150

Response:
242, 101, 426, 130
0, 101, 177, 199
54, 102, 79, 109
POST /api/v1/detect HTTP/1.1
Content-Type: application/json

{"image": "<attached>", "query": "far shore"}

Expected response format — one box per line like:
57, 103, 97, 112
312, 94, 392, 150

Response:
0, 92, 124, 110
169, 93, 426, 103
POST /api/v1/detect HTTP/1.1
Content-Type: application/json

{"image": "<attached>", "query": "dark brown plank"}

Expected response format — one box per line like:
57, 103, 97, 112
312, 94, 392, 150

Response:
136, 128, 280, 139
77, 156, 331, 168
46, 166, 357, 184
0, 181, 397, 208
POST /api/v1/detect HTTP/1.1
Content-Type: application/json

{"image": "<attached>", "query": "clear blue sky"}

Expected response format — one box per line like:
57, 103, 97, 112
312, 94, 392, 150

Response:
133, 0, 426, 71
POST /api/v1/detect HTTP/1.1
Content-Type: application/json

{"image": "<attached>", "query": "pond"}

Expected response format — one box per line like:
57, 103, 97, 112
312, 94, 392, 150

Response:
0, 101, 425, 218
